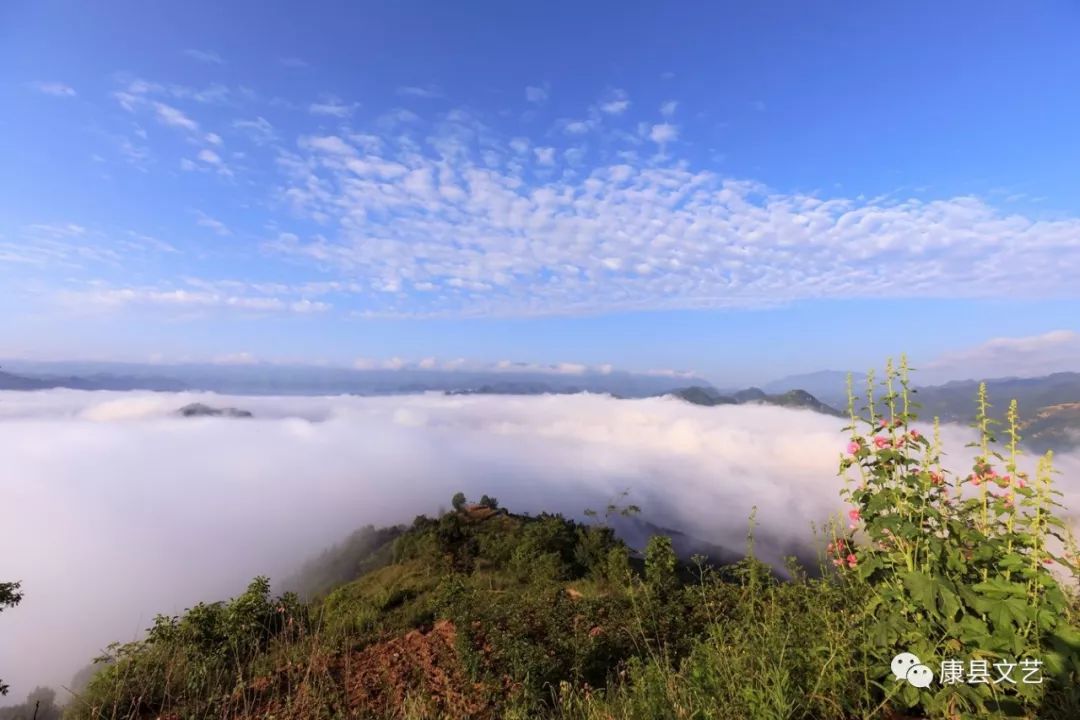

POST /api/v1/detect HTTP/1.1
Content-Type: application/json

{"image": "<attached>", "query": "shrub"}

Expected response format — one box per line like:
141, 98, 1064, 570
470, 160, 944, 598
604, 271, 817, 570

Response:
0, 581, 21, 697
69, 577, 306, 720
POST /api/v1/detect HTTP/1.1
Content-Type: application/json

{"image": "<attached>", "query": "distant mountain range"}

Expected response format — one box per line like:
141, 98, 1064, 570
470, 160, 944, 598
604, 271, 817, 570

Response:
0, 362, 703, 399
765, 370, 1080, 452
0, 369, 186, 392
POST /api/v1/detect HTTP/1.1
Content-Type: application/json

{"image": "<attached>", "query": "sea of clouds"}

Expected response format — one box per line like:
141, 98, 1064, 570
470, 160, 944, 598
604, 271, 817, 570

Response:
1, 389, 1077, 700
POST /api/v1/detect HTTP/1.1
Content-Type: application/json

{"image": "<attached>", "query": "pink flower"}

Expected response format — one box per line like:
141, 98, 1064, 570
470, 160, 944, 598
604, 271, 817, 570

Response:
832, 558, 843, 567
846, 441, 860, 455
873, 436, 890, 449
848, 508, 861, 527
929, 471, 943, 486
878, 417, 890, 428
909, 429, 920, 439
846, 553, 857, 568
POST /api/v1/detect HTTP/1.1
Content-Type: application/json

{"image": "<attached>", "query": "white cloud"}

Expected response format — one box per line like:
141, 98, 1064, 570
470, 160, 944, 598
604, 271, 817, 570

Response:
0, 223, 175, 269
2, 390, 1077, 696
660, 100, 677, 117
267, 110, 1080, 318
195, 211, 231, 236
153, 102, 199, 132
194, 148, 232, 176
69, 287, 330, 314
922, 330, 1080, 383
30, 81, 76, 97
233, 117, 276, 145
533, 146, 556, 165
300, 134, 355, 156
378, 108, 419, 126
205, 132, 223, 145
309, 97, 353, 117
183, 48, 224, 64
396, 85, 443, 99
599, 89, 630, 115
65, 80, 1080, 321
649, 122, 678, 144
525, 85, 549, 104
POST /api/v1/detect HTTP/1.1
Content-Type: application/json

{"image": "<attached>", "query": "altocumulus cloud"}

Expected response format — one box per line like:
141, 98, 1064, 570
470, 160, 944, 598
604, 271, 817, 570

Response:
265, 112, 1080, 318
1, 390, 1077, 695
41, 79, 1080, 321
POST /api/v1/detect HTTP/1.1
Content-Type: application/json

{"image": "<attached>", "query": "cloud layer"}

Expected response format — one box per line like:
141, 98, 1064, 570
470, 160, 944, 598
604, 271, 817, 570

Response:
268, 118, 1080, 317
2, 390, 1078, 699
11, 75, 1080, 320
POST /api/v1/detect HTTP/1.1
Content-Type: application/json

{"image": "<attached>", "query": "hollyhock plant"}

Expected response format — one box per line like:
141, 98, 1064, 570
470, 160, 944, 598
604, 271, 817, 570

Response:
836, 357, 1080, 717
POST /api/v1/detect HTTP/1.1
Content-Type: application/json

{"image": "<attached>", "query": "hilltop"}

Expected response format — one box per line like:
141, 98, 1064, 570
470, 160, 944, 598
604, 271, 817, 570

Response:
59, 483, 1080, 720
667, 385, 845, 416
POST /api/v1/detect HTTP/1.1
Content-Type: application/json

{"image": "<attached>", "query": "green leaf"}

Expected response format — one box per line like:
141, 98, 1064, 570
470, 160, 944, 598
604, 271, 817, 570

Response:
958, 615, 989, 644
937, 585, 961, 620
901, 570, 936, 610
972, 578, 1026, 598
1003, 597, 1030, 624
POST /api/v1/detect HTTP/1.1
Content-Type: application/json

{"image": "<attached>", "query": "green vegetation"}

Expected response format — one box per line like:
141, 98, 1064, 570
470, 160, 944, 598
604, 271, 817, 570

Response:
55, 361, 1080, 719
0, 581, 22, 697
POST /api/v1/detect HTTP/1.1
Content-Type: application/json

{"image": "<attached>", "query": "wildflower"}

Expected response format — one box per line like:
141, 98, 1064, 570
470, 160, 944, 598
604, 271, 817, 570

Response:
846, 553, 857, 568
832, 558, 843, 567
873, 436, 890, 449
909, 428, 921, 439
929, 471, 943, 485
1043, 557, 1054, 566
846, 441, 860, 455
848, 508, 861, 528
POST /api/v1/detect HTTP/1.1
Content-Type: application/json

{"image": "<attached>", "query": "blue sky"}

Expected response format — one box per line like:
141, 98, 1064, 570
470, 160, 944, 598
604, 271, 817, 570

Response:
2, 1, 1079, 385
